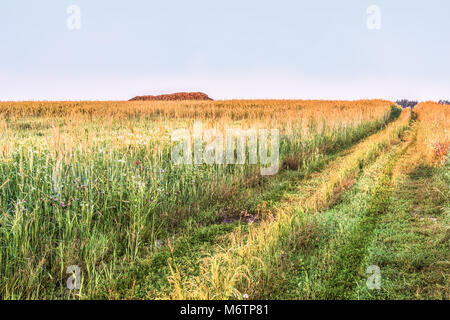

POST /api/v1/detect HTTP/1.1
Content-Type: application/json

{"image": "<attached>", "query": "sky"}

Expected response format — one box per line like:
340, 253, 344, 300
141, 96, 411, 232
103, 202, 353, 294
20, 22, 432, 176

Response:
0, 0, 449, 101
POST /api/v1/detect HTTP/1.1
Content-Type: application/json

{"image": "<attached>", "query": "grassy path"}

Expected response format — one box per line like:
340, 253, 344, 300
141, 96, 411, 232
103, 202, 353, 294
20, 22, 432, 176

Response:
279, 114, 448, 300
319, 131, 411, 299
354, 127, 449, 300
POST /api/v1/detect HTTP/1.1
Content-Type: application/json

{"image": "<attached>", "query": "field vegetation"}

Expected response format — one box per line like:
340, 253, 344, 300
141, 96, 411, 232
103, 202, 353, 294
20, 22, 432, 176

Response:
0, 100, 447, 299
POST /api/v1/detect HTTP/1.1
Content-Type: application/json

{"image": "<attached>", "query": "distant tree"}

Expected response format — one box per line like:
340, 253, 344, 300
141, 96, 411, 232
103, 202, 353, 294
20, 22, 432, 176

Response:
396, 99, 418, 108
438, 100, 450, 105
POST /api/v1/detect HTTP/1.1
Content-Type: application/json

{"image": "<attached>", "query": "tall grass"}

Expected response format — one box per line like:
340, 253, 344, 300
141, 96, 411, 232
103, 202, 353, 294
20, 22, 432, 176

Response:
413, 102, 450, 164
0, 100, 396, 299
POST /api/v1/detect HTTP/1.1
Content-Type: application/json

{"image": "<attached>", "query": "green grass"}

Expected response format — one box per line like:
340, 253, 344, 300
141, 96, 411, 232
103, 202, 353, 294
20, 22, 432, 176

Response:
322, 140, 407, 299
270, 127, 449, 300
271, 139, 407, 299
354, 157, 450, 300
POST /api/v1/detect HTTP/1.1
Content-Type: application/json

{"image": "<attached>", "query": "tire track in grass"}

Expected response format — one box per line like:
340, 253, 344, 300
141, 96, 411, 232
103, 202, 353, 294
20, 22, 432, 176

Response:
276, 125, 413, 299
323, 130, 413, 299
261, 110, 412, 299
166, 109, 411, 299
354, 128, 450, 300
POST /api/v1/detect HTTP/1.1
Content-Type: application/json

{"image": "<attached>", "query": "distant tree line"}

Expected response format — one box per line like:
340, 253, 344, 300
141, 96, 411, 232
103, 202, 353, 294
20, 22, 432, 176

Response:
396, 99, 418, 108
396, 99, 449, 108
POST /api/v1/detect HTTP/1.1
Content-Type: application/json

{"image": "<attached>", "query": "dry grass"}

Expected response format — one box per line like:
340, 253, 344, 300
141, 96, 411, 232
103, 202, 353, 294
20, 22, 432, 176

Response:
414, 102, 450, 165
0, 100, 393, 163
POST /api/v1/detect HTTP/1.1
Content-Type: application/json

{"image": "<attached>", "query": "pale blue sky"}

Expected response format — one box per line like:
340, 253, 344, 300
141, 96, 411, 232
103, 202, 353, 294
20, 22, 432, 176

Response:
1, 0, 449, 100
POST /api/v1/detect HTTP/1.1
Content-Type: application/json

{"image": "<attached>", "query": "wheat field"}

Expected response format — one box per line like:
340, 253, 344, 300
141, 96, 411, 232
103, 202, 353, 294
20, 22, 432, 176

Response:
0, 100, 448, 299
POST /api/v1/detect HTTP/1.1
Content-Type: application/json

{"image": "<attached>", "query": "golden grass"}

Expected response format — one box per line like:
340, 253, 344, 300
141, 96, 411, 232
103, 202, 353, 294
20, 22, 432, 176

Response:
0, 100, 393, 162
414, 102, 450, 165
0, 100, 392, 122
